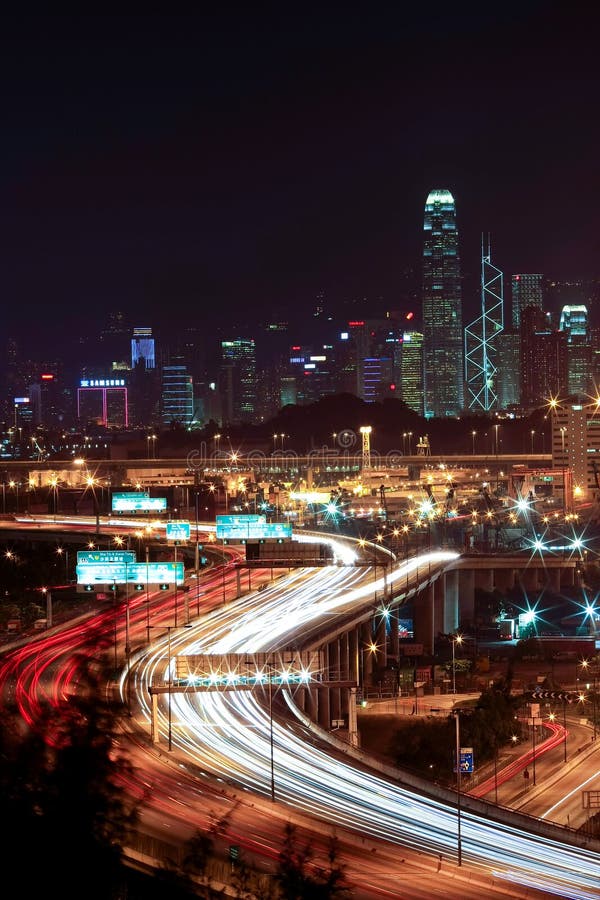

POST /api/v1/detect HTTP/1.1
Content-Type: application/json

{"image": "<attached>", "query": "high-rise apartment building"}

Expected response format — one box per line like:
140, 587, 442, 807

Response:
511, 274, 543, 329
422, 189, 463, 417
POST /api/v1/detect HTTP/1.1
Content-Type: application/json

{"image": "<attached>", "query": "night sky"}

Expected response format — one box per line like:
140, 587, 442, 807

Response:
2, 6, 600, 353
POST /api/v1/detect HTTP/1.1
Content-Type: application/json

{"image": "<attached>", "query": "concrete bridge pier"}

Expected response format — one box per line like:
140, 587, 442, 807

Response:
389, 610, 399, 660
328, 639, 342, 722
458, 569, 475, 624
444, 569, 459, 633
414, 582, 435, 655
375, 614, 387, 668
494, 568, 516, 592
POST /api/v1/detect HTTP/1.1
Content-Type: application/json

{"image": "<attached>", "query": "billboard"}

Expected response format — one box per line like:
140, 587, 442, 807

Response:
112, 493, 167, 512
77, 550, 136, 565
166, 520, 191, 542
76, 560, 184, 586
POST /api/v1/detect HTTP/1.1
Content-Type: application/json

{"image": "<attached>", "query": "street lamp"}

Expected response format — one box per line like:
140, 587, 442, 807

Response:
472, 430, 476, 455
9, 479, 19, 513
452, 634, 463, 695
454, 710, 462, 867
360, 642, 378, 695
56, 546, 69, 581
530, 430, 535, 454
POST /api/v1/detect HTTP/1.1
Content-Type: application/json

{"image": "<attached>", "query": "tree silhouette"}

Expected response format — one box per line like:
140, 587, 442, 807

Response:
275, 822, 351, 899
0, 659, 140, 900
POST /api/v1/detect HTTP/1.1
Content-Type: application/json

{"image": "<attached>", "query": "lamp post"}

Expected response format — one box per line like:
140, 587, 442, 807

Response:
266, 661, 276, 802
452, 634, 463, 695
9, 479, 19, 513
493, 738, 498, 804
173, 543, 179, 626
532, 716, 537, 786
472, 430, 476, 455
454, 710, 462, 867
530, 430, 535, 454
149, 623, 192, 751
563, 696, 568, 762
560, 426, 567, 512
56, 546, 69, 581
145, 545, 151, 643
125, 561, 131, 715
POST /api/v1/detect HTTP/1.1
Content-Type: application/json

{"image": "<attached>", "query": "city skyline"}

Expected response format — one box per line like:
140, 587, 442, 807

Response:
1, 8, 600, 350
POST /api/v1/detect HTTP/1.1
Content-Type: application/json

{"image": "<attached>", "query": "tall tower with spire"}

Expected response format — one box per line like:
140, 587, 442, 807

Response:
422, 189, 463, 417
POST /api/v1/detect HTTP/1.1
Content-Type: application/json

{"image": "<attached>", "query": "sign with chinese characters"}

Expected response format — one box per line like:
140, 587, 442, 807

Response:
76, 560, 184, 586
166, 520, 191, 542
77, 550, 136, 566
112, 493, 167, 512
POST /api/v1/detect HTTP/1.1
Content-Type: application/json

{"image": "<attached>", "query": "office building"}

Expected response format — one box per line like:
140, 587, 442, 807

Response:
131, 327, 156, 370
520, 306, 568, 411
559, 304, 591, 398
422, 189, 464, 417
220, 339, 257, 424
161, 363, 194, 428
465, 239, 504, 412
551, 401, 600, 504
399, 331, 424, 415
511, 274, 543, 329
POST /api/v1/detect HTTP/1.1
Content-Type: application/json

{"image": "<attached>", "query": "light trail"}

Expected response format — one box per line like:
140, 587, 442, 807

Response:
136, 548, 600, 899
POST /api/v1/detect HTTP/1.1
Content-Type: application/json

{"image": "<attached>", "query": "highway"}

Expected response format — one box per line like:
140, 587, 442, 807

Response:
1, 514, 600, 899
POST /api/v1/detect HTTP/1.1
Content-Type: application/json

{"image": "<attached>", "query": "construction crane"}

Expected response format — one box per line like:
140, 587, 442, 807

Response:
31, 436, 46, 461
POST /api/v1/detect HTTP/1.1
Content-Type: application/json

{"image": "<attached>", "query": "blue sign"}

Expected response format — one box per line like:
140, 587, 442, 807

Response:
77, 550, 136, 565
166, 520, 191, 542
76, 561, 184, 586
216, 514, 265, 527
459, 748, 474, 773
112, 495, 167, 512
216, 518, 292, 541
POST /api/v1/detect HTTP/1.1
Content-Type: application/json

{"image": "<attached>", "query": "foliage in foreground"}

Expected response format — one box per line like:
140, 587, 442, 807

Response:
0, 656, 353, 898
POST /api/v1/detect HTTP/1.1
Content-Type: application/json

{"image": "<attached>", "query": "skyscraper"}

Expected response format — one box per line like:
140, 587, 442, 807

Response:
422, 189, 463, 417
220, 339, 257, 424
464, 237, 504, 412
511, 274, 543, 329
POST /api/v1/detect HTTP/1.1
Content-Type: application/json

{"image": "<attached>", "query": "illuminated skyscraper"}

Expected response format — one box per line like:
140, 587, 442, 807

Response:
511, 274, 543, 329
399, 331, 423, 415
559, 304, 591, 398
220, 338, 257, 424
131, 327, 156, 370
422, 189, 463, 417
464, 237, 504, 412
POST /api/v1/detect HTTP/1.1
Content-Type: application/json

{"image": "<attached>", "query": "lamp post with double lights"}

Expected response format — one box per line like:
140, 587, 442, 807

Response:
149, 623, 193, 751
